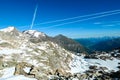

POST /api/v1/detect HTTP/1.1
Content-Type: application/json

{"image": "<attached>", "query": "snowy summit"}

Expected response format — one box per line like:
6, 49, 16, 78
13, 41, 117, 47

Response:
23, 30, 46, 38
0, 27, 16, 32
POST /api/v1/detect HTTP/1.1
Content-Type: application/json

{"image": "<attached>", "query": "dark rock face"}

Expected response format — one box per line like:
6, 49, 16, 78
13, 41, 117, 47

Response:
84, 54, 98, 59
89, 66, 97, 70
110, 70, 120, 78
53, 34, 88, 53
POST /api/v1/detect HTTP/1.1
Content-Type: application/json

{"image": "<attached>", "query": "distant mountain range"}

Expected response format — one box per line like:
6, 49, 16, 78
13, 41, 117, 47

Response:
90, 37, 120, 51
75, 37, 120, 51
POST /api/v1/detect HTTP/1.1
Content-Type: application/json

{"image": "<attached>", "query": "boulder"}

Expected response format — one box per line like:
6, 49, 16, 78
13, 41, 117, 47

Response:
89, 66, 97, 70
14, 62, 32, 76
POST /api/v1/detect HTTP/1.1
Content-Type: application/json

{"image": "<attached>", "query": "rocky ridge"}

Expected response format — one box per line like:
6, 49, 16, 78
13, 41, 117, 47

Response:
0, 27, 73, 80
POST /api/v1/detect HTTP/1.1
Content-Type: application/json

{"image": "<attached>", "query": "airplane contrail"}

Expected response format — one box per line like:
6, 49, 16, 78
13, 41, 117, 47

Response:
37, 11, 120, 29
19, 9, 120, 29
30, 4, 38, 29
35, 9, 120, 25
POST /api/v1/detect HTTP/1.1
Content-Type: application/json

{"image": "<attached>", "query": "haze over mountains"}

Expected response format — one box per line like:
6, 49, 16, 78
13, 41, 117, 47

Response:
75, 37, 120, 52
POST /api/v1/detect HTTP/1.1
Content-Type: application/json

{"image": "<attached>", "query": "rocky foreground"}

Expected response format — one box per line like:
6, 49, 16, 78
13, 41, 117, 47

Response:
0, 50, 120, 80
0, 27, 120, 80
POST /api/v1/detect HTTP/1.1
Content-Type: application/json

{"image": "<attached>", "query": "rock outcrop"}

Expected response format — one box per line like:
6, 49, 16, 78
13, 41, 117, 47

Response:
14, 62, 33, 76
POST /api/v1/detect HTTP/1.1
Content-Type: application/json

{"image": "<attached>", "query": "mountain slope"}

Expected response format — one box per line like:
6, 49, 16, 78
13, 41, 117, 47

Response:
23, 31, 87, 53
0, 27, 73, 80
53, 34, 87, 53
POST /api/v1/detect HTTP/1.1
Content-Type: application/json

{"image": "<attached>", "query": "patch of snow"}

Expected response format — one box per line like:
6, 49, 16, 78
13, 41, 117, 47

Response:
0, 67, 15, 78
4, 56, 12, 61
23, 67, 31, 73
26, 59, 40, 67
37, 46, 46, 50
0, 49, 22, 55
72, 78, 79, 80
24, 30, 46, 38
85, 58, 120, 72
0, 40, 9, 44
0, 75, 37, 80
38, 63, 45, 67
70, 55, 120, 74
70, 55, 89, 74
0, 27, 15, 33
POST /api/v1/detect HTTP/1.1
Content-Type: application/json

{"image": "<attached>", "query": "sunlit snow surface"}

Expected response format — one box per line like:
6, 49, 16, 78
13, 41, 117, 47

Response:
70, 55, 120, 74
85, 58, 120, 72
69, 55, 89, 73
0, 27, 15, 32
0, 49, 22, 55
0, 67, 37, 80
23, 30, 46, 38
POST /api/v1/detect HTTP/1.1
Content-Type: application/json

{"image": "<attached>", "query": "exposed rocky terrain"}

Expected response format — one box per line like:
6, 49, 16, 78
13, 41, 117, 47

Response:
0, 27, 73, 80
0, 27, 120, 80
23, 30, 87, 53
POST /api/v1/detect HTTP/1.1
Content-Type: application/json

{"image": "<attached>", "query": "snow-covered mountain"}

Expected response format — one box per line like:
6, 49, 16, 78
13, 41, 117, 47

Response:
0, 27, 73, 80
0, 27, 17, 32
23, 30, 46, 38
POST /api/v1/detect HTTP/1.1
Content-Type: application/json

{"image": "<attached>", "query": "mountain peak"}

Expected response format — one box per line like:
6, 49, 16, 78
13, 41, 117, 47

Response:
0, 26, 16, 32
23, 30, 46, 38
55, 34, 68, 39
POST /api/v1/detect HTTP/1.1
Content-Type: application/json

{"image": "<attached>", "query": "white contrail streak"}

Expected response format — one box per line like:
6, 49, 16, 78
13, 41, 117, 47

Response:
18, 9, 120, 29
30, 4, 38, 29
37, 11, 120, 29
35, 9, 120, 25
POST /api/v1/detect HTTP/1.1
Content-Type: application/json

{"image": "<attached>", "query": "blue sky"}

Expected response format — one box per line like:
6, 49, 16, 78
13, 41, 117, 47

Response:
0, 0, 120, 38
